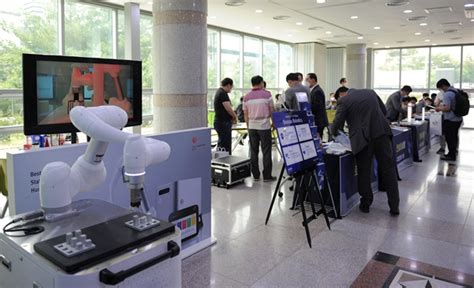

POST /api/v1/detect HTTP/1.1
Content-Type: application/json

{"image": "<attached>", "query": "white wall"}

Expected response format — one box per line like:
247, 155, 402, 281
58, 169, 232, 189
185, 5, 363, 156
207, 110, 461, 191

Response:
295, 42, 327, 89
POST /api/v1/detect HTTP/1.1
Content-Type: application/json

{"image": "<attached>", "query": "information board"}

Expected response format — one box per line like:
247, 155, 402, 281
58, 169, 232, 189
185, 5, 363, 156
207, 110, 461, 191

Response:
273, 111, 318, 175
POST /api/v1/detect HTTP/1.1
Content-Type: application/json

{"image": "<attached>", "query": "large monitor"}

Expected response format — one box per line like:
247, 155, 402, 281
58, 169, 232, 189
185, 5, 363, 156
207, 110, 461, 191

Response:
23, 54, 142, 135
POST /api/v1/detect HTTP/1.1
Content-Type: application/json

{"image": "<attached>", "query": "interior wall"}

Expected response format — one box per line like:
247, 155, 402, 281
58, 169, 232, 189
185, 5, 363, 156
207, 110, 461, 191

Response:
295, 42, 327, 90
326, 47, 346, 95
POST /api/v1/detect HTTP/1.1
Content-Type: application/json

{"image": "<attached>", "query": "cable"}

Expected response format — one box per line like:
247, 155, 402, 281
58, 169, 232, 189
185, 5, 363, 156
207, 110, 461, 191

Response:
2, 210, 45, 237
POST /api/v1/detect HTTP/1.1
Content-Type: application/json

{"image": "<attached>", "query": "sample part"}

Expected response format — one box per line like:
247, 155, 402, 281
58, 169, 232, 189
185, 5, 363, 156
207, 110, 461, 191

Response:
54, 229, 96, 257
125, 214, 160, 232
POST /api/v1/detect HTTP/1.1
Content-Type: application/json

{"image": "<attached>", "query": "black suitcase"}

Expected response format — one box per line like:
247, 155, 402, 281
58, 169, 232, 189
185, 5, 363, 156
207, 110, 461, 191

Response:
211, 156, 251, 188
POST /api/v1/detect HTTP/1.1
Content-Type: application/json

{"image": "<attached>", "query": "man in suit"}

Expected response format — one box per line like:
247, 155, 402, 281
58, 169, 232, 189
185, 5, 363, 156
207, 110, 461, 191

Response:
331, 87, 400, 216
385, 85, 412, 122
284, 73, 310, 111
306, 73, 329, 139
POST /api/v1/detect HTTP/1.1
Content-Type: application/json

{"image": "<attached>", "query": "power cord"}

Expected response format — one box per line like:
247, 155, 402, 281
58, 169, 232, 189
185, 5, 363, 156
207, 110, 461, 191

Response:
2, 210, 45, 237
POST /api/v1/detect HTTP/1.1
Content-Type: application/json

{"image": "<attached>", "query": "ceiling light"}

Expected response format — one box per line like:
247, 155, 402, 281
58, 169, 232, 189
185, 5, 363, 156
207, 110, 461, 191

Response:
316, 0, 326, 3
373, 42, 379, 45
350, 16, 358, 19
357, 36, 364, 39
325, 31, 332, 34
425, 7, 453, 14
296, 22, 303, 25
465, 3, 474, 8
255, 26, 261, 30
471, 19, 474, 22
408, 16, 428, 21
374, 26, 381, 30
414, 32, 421, 35
432, 43, 437, 46
420, 22, 428, 26
385, 46, 391, 48
403, 9, 413, 13
209, 15, 217, 19
424, 39, 430, 42
273, 15, 290, 20
308, 26, 323, 30
147, 1, 153, 4
225, 0, 246, 6
288, 34, 293, 37
255, 9, 263, 13
386, 0, 410, 7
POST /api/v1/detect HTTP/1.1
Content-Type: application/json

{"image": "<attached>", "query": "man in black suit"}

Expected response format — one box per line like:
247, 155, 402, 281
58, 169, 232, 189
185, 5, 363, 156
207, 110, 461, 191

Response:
331, 87, 400, 216
306, 73, 329, 139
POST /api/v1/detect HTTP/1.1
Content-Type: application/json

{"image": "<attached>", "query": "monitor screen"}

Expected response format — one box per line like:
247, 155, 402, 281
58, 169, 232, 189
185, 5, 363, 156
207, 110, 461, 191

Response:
23, 54, 142, 135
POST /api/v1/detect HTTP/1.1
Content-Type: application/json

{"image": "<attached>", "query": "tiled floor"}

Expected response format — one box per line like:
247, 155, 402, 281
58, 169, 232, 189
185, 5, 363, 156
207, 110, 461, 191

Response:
183, 130, 474, 288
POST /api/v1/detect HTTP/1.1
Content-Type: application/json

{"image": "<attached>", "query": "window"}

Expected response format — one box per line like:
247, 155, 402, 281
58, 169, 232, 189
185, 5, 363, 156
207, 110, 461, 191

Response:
263, 41, 278, 89
0, 0, 59, 89
221, 32, 242, 89
401, 48, 429, 89
140, 15, 153, 88
208, 29, 219, 89
243, 36, 261, 89
279, 44, 293, 88
430, 46, 461, 88
373, 49, 400, 89
65, 0, 114, 58
462, 45, 474, 89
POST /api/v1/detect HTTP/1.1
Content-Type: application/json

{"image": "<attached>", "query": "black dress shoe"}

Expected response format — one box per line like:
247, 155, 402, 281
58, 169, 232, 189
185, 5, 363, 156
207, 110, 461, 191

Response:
440, 155, 456, 162
263, 176, 277, 182
359, 204, 370, 213
390, 210, 400, 216
436, 148, 445, 155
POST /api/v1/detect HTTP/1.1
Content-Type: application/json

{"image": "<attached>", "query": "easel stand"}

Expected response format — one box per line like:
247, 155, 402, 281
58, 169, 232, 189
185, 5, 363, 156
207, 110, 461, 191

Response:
265, 165, 336, 248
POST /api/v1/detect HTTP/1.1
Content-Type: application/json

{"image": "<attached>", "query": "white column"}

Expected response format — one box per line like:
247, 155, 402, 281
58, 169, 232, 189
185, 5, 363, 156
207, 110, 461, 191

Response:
346, 44, 367, 89
152, 0, 208, 133
124, 2, 141, 134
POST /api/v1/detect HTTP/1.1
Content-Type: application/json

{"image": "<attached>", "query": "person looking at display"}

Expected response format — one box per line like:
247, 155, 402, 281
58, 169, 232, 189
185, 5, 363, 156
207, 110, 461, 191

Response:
339, 77, 348, 87
214, 78, 237, 154
243, 75, 275, 182
385, 85, 413, 122
331, 86, 400, 216
306, 73, 329, 139
284, 73, 310, 111
295, 72, 304, 84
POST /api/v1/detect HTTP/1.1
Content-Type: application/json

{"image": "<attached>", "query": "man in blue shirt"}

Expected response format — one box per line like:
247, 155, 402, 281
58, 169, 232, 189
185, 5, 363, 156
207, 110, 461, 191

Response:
435, 79, 463, 161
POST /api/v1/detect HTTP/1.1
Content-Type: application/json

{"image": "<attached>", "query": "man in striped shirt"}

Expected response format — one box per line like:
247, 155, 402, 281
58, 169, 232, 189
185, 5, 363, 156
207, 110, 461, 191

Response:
244, 75, 276, 182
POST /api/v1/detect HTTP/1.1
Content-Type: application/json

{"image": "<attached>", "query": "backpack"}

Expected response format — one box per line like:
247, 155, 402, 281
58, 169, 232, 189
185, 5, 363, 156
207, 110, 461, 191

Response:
449, 88, 470, 117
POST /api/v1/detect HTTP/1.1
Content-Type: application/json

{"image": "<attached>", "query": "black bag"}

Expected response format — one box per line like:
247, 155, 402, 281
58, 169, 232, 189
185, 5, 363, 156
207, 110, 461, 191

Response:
449, 88, 470, 117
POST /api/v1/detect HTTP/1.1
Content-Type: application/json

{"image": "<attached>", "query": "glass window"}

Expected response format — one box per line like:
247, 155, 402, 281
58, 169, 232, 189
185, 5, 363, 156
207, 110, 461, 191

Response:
462, 45, 474, 89
401, 48, 429, 89
221, 32, 242, 88
117, 10, 124, 59
279, 44, 293, 88
263, 41, 278, 89
65, 0, 114, 58
208, 29, 219, 89
0, 0, 59, 89
430, 46, 461, 88
243, 36, 261, 89
140, 15, 153, 88
373, 49, 400, 89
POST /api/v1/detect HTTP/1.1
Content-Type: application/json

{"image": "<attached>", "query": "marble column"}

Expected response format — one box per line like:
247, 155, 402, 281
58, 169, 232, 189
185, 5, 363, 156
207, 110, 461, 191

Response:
152, 0, 208, 133
346, 44, 367, 89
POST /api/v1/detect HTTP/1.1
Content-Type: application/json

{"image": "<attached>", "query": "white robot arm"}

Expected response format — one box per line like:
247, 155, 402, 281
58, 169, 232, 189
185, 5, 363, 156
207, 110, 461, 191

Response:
39, 106, 171, 214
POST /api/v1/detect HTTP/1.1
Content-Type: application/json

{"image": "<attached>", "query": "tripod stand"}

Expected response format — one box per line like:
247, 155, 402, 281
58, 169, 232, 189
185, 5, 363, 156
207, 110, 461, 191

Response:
265, 165, 335, 247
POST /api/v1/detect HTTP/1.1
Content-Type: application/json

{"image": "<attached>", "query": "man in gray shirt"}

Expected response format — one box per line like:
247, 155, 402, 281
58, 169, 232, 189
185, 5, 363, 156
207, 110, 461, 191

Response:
284, 73, 310, 110
385, 85, 412, 122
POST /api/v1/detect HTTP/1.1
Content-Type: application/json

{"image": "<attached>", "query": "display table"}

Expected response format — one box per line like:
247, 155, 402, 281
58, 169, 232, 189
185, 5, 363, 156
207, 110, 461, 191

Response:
320, 152, 378, 218
397, 120, 430, 162
391, 127, 413, 171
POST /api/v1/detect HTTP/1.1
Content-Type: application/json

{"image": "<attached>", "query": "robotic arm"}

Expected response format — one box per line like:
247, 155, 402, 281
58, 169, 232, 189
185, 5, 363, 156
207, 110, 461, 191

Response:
39, 106, 171, 215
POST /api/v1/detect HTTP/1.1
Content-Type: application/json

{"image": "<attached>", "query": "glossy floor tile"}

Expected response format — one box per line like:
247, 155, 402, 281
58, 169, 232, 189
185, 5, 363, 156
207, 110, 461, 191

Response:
182, 130, 474, 287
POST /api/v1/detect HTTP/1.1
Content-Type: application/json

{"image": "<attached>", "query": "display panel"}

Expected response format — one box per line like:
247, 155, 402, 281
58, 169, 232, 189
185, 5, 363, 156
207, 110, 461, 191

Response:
23, 54, 142, 135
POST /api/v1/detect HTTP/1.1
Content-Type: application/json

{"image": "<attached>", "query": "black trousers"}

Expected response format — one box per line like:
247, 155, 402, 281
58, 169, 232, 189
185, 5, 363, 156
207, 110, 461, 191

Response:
214, 121, 232, 155
354, 135, 399, 211
443, 119, 462, 159
248, 129, 273, 179
317, 126, 326, 142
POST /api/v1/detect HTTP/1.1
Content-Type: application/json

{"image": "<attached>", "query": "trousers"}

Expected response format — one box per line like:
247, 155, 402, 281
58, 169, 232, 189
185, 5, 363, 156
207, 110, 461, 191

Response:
248, 129, 272, 179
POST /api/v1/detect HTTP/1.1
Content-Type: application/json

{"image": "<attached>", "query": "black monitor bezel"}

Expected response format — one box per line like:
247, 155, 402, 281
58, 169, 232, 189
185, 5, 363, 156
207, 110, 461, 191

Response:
23, 53, 142, 135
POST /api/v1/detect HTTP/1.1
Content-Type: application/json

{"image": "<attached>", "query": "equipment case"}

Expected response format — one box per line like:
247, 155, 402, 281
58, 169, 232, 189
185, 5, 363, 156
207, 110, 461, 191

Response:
211, 156, 251, 188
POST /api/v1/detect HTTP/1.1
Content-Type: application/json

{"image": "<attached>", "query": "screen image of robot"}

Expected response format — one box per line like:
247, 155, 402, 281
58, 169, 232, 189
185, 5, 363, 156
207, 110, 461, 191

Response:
36, 61, 134, 125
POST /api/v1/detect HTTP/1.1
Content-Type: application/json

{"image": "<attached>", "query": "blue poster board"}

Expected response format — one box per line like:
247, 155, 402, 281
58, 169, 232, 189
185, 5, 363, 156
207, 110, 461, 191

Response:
391, 127, 413, 171
273, 111, 318, 176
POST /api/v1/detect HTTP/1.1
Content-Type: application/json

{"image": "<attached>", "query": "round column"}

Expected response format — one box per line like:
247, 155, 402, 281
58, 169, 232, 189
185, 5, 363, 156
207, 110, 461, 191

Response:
346, 44, 367, 89
152, 0, 207, 133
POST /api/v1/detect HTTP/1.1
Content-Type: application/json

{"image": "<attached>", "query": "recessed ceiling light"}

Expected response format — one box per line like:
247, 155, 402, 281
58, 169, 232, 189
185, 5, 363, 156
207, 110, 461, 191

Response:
296, 22, 303, 25
316, 0, 326, 3
255, 9, 263, 13
147, 1, 153, 4
420, 22, 428, 26
225, 0, 246, 6
288, 34, 293, 37
465, 3, 474, 8
273, 15, 290, 20
373, 42, 379, 45
350, 16, 358, 19
424, 39, 430, 42
325, 31, 332, 34
414, 32, 421, 35
408, 16, 428, 21
209, 15, 217, 19
432, 43, 437, 46
403, 9, 413, 13
471, 19, 474, 22
385, 46, 391, 48
374, 26, 381, 30
357, 36, 364, 39
255, 26, 261, 30
386, 0, 410, 7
